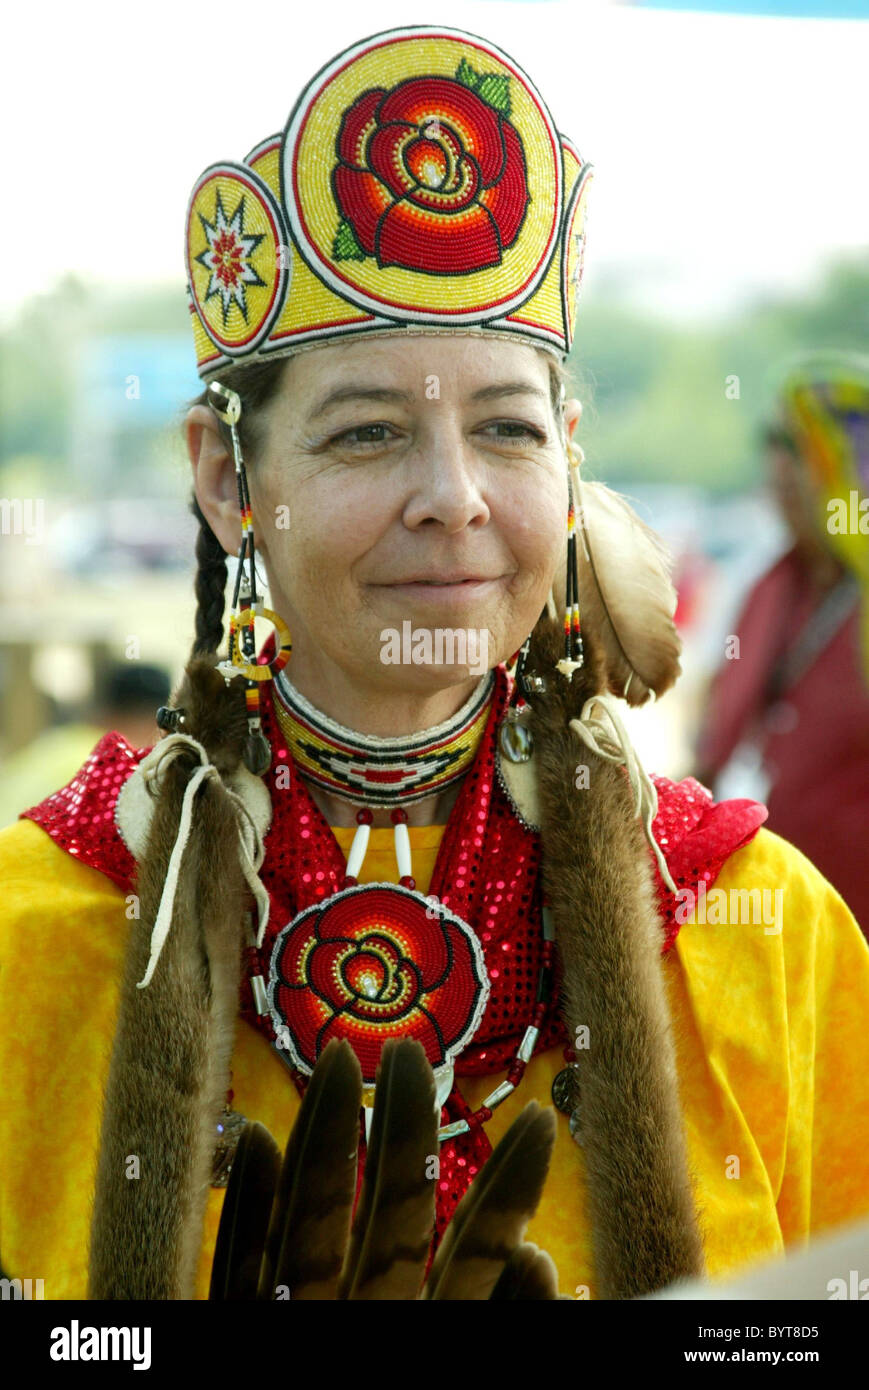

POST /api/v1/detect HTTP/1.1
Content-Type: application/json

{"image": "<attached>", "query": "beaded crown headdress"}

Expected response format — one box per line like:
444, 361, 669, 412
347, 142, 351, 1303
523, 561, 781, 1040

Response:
184, 25, 593, 377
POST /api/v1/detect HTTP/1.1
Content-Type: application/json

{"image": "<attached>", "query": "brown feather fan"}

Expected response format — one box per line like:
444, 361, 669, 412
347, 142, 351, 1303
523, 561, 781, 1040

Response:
209, 1038, 560, 1301
553, 472, 683, 706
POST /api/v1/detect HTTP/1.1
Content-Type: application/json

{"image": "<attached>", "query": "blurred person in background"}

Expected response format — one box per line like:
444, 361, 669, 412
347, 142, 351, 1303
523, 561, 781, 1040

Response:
696, 353, 869, 937
0, 662, 170, 828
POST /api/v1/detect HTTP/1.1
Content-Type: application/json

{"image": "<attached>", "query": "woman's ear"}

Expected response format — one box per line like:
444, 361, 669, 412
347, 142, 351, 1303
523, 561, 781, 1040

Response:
186, 405, 241, 556
563, 396, 583, 442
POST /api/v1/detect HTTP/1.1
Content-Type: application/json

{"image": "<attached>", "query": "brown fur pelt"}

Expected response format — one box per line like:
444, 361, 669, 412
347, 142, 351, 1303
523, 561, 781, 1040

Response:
526, 614, 705, 1298
88, 659, 251, 1299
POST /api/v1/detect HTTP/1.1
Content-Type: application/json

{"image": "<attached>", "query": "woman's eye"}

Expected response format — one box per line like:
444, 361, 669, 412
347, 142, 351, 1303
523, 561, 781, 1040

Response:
482, 420, 547, 444
331, 423, 397, 450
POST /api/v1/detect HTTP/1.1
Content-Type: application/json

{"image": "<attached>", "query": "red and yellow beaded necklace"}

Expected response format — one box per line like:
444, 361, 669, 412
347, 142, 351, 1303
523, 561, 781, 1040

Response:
271, 669, 495, 806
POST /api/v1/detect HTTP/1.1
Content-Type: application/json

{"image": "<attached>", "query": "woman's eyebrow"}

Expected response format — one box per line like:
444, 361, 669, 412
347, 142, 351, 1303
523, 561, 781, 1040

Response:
308, 379, 547, 420
308, 386, 415, 420
470, 381, 548, 404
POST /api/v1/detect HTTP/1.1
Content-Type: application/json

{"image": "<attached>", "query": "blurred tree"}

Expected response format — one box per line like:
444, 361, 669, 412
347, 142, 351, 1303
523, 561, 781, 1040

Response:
760, 257, 869, 349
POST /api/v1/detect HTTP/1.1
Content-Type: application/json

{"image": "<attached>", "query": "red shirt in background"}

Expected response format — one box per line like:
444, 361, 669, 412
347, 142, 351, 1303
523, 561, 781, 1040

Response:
697, 546, 869, 937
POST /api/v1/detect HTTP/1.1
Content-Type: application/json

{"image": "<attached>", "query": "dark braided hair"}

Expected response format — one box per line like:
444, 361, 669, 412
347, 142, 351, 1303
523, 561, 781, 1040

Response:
182, 349, 570, 660
190, 496, 229, 658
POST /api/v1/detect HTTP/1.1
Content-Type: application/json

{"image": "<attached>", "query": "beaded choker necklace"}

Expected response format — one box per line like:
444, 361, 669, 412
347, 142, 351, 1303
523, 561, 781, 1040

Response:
272, 669, 495, 806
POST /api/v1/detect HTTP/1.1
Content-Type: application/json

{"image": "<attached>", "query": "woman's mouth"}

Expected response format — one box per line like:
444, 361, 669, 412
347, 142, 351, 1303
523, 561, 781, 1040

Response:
373, 576, 509, 604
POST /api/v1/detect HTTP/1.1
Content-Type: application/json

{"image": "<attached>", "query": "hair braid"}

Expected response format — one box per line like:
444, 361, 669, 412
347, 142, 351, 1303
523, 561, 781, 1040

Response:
190, 492, 228, 659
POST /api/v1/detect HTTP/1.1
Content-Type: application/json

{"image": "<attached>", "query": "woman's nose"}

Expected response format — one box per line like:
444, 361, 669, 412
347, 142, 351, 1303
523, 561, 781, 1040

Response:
401, 425, 491, 531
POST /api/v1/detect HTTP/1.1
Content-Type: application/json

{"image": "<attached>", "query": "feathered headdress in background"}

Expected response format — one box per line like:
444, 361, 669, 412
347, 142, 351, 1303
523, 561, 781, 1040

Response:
770, 350, 869, 684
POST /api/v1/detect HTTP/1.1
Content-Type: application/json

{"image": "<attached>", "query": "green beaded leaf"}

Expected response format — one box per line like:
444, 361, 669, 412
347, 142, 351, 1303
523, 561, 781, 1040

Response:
454, 60, 511, 118
333, 217, 366, 262
475, 75, 511, 118
455, 57, 478, 90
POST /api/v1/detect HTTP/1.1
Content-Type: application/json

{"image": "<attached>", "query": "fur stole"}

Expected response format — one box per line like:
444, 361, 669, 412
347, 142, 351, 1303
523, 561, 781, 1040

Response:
524, 615, 705, 1297
88, 663, 252, 1298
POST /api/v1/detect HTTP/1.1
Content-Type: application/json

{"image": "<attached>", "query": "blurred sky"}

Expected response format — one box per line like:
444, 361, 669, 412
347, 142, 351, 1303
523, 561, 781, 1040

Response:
2, 0, 867, 328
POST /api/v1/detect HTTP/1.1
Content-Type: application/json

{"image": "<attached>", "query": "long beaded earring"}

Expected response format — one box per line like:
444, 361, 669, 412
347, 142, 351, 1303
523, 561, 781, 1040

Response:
206, 380, 293, 776
556, 437, 585, 680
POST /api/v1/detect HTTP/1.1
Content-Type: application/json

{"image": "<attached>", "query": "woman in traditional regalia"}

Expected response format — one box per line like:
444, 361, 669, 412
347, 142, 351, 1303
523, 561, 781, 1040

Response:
1, 25, 868, 1301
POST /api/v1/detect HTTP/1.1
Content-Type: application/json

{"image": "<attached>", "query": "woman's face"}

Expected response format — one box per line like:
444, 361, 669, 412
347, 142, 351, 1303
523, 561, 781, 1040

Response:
192, 335, 580, 698
768, 442, 823, 551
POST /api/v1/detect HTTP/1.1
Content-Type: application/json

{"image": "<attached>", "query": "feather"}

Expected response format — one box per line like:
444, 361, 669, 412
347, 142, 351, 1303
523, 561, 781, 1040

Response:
338, 1038, 437, 1300
553, 472, 682, 706
488, 1242, 559, 1300
422, 1101, 556, 1301
260, 1038, 362, 1301
209, 1121, 281, 1300
211, 1043, 558, 1302
200, 1041, 562, 1301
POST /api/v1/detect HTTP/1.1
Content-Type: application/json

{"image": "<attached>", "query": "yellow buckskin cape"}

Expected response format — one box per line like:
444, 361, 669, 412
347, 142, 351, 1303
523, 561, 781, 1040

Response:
1, 813, 868, 1300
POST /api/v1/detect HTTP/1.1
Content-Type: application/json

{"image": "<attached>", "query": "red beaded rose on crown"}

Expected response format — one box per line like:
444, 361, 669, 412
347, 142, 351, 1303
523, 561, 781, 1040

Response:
330, 66, 530, 275
184, 25, 593, 379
